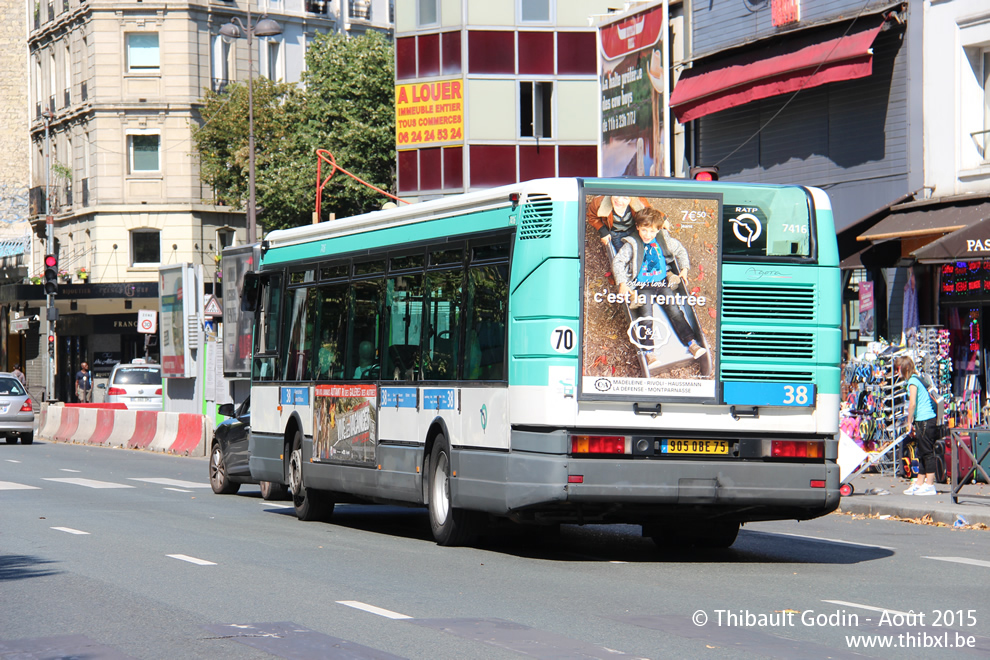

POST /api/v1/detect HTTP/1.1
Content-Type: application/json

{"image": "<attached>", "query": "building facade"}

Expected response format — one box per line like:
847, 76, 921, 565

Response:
394, 0, 625, 198
18, 0, 391, 401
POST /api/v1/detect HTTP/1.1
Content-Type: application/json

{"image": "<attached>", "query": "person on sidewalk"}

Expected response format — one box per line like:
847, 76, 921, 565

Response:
75, 361, 93, 403
896, 356, 938, 496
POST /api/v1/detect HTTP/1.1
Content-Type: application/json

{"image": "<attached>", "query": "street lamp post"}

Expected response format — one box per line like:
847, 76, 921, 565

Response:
219, 5, 282, 245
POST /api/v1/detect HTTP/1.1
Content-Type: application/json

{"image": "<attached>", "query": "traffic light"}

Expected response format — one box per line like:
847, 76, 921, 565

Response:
689, 166, 719, 182
43, 254, 58, 295
48, 334, 55, 358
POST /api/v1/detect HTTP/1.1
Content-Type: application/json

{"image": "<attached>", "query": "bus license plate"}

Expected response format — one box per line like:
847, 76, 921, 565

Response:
662, 439, 728, 455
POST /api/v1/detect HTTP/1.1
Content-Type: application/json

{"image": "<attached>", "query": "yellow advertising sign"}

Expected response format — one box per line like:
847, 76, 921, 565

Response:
395, 79, 464, 147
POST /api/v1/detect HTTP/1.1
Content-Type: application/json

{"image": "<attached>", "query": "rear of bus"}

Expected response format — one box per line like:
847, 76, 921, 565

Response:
502, 177, 840, 543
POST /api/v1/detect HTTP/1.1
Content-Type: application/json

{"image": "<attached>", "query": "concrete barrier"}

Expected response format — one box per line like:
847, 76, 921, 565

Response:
38, 404, 208, 457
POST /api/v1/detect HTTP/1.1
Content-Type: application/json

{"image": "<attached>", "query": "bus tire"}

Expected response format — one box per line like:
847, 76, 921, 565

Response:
652, 521, 739, 550
288, 430, 333, 522
428, 434, 482, 546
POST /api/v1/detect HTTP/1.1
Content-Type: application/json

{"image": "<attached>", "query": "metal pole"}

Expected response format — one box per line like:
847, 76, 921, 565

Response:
661, 0, 671, 178
246, 0, 257, 245
43, 111, 55, 402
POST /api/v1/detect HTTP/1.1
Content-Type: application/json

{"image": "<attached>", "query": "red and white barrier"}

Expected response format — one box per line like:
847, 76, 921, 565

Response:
39, 403, 208, 456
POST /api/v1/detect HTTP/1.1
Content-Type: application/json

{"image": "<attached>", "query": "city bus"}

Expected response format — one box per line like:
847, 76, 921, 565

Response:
243, 177, 840, 548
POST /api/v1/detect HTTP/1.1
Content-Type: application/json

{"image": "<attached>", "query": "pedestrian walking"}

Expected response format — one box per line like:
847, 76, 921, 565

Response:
896, 356, 938, 496
11, 363, 25, 387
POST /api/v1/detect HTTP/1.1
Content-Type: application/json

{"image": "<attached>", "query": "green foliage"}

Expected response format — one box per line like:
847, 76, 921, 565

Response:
191, 32, 395, 234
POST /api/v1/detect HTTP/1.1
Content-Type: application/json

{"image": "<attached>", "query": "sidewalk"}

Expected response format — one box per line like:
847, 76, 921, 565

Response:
837, 472, 990, 528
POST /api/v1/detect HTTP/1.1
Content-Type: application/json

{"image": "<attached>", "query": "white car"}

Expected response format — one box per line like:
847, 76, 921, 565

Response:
103, 360, 162, 410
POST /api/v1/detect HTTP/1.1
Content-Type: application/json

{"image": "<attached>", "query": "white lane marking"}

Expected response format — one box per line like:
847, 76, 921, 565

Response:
51, 526, 90, 535
167, 554, 217, 566
924, 556, 990, 569
43, 478, 135, 489
128, 478, 211, 489
0, 480, 40, 490
747, 530, 895, 551
260, 502, 294, 509
336, 601, 412, 620
822, 600, 912, 616
5, 459, 21, 463
164, 487, 193, 493
59, 468, 81, 472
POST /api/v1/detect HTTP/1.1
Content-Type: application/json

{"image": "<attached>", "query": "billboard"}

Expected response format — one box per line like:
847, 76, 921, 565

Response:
221, 245, 259, 377
598, 4, 668, 178
314, 384, 378, 465
159, 264, 199, 378
395, 79, 464, 148
581, 190, 721, 401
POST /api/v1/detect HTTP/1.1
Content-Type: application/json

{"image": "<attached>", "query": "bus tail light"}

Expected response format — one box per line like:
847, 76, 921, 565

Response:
568, 475, 584, 483
107, 387, 126, 396
810, 480, 826, 488
571, 435, 626, 454
771, 440, 824, 458
20, 399, 32, 412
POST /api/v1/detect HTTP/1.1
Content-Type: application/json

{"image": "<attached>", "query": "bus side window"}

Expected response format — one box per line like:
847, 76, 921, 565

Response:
423, 268, 462, 380
383, 274, 423, 380
252, 272, 282, 381
347, 279, 383, 380
464, 264, 508, 381
315, 281, 348, 380
281, 287, 314, 381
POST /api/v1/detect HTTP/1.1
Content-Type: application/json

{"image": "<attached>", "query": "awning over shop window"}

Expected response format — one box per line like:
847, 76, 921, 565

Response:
912, 216, 990, 263
857, 196, 990, 243
669, 16, 885, 124
0, 237, 28, 258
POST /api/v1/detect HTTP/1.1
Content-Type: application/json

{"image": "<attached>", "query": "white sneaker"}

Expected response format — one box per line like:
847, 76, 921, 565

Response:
903, 483, 921, 495
914, 484, 937, 496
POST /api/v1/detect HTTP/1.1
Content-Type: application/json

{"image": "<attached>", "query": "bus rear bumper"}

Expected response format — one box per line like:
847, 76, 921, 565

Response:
454, 449, 840, 525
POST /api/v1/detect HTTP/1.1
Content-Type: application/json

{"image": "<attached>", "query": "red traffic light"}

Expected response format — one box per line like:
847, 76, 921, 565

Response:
45, 254, 58, 268
48, 335, 55, 343
689, 166, 719, 182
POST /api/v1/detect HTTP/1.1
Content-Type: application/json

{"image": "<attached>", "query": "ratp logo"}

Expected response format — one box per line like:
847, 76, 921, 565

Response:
480, 404, 488, 431
730, 212, 763, 248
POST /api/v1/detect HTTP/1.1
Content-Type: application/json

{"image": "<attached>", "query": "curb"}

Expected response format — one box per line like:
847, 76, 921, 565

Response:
837, 497, 990, 527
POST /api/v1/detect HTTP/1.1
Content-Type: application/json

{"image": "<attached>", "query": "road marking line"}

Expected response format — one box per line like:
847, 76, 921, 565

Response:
822, 600, 912, 616
0, 480, 40, 490
164, 487, 193, 493
260, 502, 294, 509
59, 468, 81, 472
167, 554, 217, 566
337, 600, 412, 620
923, 556, 990, 569
43, 478, 135, 489
51, 526, 90, 535
748, 530, 895, 551
5, 459, 21, 463
129, 478, 211, 489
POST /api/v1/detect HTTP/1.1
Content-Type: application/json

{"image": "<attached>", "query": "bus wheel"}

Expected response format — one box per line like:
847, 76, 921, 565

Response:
652, 521, 739, 550
289, 431, 334, 522
428, 434, 482, 546
260, 481, 288, 501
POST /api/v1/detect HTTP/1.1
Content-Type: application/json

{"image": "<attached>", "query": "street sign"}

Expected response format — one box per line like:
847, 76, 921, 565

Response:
138, 309, 157, 334
204, 294, 222, 317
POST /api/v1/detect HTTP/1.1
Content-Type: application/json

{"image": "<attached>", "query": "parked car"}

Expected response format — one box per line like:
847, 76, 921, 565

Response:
209, 396, 286, 500
101, 360, 162, 410
0, 374, 34, 444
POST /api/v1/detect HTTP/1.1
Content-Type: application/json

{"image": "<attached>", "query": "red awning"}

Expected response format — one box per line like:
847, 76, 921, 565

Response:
670, 17, 885, 123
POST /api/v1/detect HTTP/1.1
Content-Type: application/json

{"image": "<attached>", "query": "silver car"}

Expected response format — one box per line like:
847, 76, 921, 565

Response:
0, 374, 34, 444
104, 361, 162, 410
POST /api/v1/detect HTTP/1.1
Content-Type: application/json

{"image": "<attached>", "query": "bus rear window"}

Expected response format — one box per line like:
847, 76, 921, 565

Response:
721, 187, 813, 259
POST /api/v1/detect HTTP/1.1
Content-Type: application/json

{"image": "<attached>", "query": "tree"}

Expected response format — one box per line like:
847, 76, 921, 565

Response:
191, 32, 396, 234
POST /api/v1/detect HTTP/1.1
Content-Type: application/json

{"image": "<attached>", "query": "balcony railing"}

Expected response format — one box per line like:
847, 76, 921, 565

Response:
350, 0, 371, 19
80, 80, 87, 102
63, 89, 70, 108
62, 0, 68, 13
211, 78, 229, 94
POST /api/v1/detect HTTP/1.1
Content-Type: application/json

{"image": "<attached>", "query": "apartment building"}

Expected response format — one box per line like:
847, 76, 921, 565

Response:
16, 0, 391, 400
393, 0, 627, 198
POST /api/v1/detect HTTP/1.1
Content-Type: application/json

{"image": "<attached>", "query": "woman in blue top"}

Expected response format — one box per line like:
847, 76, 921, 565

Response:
895, 356, 938, 496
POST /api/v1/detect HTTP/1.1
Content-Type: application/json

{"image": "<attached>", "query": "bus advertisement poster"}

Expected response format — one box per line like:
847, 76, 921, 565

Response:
581, 192, 721, 402
314, 384, 378, 465
159, 265, 188, 378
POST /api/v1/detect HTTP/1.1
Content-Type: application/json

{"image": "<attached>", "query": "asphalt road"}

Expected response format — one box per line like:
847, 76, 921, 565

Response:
2, 441, 989, 660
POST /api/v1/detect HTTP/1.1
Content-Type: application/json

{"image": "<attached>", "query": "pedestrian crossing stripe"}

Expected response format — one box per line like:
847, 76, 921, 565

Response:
0, 480, 40, 490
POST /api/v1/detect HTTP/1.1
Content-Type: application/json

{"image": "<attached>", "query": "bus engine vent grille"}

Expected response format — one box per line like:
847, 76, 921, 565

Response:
721, 330, 814, 360
721, 368, 815, 382
721, 283, 816, 321
519, 194, 553, 240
